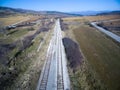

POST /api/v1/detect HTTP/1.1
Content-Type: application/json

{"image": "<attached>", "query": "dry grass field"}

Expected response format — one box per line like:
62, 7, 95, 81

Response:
73, 24, 120, 90
0, 15, 54, 89
98, 20, 120, 36
62, 15, 120, 90
62, 17, 87, 22
62, 15, 120, 22
84, 15, 120, 22
0, 15, 43, 27
0, 15, 29, 26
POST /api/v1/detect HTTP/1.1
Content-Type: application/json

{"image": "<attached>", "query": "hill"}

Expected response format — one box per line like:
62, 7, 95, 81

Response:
97, 11, 120, 15
69, 10, 120, 16
0, 6, 81, 17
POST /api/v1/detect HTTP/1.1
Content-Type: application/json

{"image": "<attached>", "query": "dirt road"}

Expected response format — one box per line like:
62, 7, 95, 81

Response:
91, 21, 120, 43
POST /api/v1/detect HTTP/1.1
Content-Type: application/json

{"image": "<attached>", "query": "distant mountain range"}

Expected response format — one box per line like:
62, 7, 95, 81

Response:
0, 6, 120, 17
96, 11, 120, 15
0, 6, 81, 17
69, 10, 120, 16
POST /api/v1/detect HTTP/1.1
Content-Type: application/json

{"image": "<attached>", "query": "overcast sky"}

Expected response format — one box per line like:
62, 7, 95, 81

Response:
0, 0, 120, 12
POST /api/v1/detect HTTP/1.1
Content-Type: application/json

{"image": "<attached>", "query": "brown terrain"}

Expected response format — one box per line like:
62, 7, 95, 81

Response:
0, 8, 120, 90
97, 20, 120, 36
61, 15, 120, 90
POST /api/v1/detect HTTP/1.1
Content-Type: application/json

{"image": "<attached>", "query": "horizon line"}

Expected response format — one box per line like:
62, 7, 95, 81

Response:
0, 6, 120, 12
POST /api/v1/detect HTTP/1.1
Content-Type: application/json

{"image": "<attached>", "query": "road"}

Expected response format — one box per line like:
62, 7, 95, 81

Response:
36, 19, 70, 90
91, 21, 120, 43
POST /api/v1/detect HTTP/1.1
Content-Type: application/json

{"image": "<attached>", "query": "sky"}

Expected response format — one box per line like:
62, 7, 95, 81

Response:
0, 0, 120, 12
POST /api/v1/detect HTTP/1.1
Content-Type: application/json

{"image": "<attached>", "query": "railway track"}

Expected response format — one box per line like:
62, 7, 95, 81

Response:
57, 20, 64, 90
36, 19, 70, 90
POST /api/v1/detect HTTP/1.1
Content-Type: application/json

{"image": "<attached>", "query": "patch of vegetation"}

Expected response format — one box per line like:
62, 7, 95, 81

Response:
0, 34, 38, 89
84, 15, 120, 22
62, 16, 120, 90
97, 20, 120, 36
62, 37, 82, 71
0, 18, 54, 89
70, 60, 106, 90
0, 15, 29, 26
73, 24, 120, 90
8, 28, 29, 39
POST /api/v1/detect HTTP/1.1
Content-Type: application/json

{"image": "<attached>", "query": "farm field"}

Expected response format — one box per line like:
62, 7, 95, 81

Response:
0, 15, 29, 27
84, 15, 120, 21
97, 20, 120, 36
62, 15, 120, 90
0, 15, 43, 27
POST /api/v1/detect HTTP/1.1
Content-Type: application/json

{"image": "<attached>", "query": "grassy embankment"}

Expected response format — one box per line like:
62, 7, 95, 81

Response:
8, 20, 54, 90
74, 24, 120, 90
97, 20, 120, 36
62, 16, 120, 90
0, 15, 54, 89
8, 29, 53, 90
